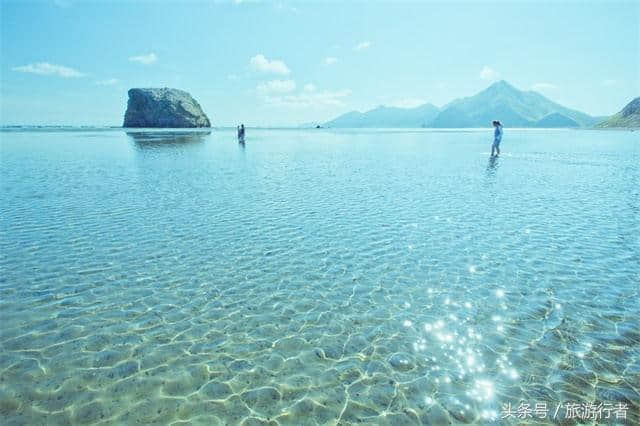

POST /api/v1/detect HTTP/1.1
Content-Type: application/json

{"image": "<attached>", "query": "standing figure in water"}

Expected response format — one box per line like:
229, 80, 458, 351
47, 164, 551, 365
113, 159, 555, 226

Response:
237, 124, 245, 143
491, 120, 503, 156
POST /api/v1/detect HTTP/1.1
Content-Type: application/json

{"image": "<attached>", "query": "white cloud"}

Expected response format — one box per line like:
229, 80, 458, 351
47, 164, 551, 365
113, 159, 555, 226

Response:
531, 82, 557, 91
390, 98, 427, 108
303, 83, 316, 92
262, 89, 351, 109
129, 53, 158, 65
250, 54, 290, 75
13, 62, 84, 77
354, 41, 372, 51
479, 66, 499, 81
603, 79, 616, 87
96, 78, 119, 85
324, 57, 338, 65
257, 79, 296, 94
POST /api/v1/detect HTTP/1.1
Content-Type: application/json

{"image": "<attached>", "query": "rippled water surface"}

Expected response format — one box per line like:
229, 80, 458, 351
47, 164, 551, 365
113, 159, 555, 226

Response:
1, 128, 638, 425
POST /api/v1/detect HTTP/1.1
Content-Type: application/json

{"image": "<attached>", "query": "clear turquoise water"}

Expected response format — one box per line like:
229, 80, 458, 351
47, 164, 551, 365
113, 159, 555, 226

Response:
1, 128, 638, 425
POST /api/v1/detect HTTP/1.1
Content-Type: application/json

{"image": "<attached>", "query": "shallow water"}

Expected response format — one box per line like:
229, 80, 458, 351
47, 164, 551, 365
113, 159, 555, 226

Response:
1, 128, 638, 425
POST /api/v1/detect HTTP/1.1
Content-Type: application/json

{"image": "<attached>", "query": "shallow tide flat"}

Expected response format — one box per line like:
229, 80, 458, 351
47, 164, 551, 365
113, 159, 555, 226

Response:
1, 128, 638, 424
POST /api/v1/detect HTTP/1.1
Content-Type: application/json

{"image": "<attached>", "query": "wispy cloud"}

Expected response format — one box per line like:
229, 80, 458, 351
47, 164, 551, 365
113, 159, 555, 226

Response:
250, 54, 290, 75
531, 82, 557, 91
303, 83, 316, 92
324, 57, 338, 65
603, 79, 616, 87
262, 88, 351, 109
95, 78, 119, 86
390, 98, 427, 108
256, 79, 296, 94
13, 62, 84, 77
129, 53, 157, 65
479, 66, 499, 81
354, 41, 372, 51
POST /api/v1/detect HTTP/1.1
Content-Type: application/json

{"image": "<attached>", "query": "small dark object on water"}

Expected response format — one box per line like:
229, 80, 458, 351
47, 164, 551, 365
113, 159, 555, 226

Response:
237, 124, 245, 143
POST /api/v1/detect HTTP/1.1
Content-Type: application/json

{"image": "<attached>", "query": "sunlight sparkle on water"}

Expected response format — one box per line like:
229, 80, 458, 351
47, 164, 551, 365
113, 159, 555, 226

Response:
471, 379, 495, 402
481, 410, 499, 421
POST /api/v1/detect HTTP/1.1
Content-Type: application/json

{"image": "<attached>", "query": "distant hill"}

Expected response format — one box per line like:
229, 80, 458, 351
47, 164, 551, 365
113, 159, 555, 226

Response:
324, 80, 599, 128
533, 112, 579, 128
325, 103, 440, 128
596, 97, 640, 128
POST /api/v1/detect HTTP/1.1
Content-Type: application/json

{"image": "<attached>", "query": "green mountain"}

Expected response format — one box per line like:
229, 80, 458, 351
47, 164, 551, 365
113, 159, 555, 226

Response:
596, 97, 640, 128
430, 81, 598, 128
325, 103, 440, 128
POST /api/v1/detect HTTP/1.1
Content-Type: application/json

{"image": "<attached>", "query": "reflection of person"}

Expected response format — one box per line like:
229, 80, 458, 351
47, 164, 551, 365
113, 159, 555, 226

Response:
491, 120, 502, 156
486, 154, 498, 175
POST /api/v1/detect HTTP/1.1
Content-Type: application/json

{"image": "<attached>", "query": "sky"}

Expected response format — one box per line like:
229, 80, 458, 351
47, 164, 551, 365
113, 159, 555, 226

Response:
1, 0, 638, 126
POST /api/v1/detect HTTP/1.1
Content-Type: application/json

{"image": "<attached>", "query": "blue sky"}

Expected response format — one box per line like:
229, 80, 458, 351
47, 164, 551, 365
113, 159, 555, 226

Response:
1, 0, 638, 126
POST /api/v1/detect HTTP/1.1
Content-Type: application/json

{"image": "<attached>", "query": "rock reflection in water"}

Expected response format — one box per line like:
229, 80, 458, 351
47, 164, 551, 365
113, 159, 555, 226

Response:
126, 130, 211, 149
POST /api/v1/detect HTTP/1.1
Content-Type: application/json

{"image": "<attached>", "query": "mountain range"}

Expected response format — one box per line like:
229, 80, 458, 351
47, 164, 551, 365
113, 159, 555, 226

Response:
325, 80, 605, 128
325, 103, 440, 128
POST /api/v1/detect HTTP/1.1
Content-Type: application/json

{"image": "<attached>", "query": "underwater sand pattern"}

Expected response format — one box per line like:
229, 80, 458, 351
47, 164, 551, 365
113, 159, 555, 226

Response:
1, 128, 638, 424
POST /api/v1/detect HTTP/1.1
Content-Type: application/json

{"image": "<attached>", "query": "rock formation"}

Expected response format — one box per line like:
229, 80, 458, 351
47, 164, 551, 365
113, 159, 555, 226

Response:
123, 88, 211, 128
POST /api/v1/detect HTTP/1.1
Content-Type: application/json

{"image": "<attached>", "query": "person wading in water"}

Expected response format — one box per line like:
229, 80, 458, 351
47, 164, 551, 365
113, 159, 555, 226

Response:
491, 120, 503, 156
237, 124, 245, 143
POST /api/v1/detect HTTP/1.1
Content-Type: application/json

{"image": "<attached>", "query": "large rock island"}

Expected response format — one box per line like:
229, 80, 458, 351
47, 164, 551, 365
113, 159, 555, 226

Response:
123, 88, 211, 128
